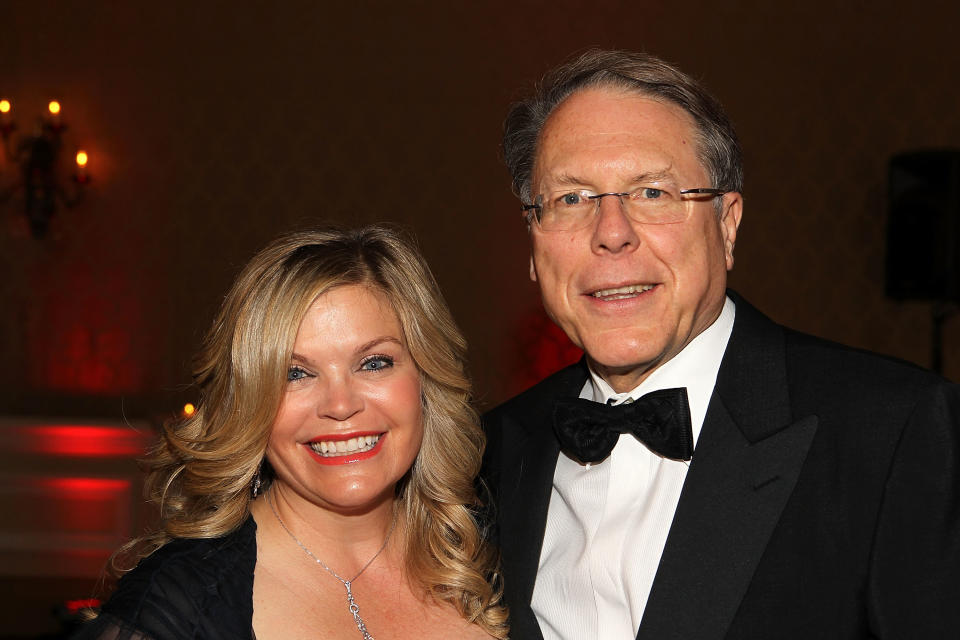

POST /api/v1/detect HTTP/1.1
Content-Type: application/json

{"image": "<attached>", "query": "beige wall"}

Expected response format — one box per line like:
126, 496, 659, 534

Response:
2, 0, 959, 422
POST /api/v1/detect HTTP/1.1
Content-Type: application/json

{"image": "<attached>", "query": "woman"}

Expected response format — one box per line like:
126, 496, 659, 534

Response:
76, 226, 508, 639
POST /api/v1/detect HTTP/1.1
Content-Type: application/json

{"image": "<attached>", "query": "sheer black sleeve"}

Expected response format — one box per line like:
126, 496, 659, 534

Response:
72, 518, 258, 640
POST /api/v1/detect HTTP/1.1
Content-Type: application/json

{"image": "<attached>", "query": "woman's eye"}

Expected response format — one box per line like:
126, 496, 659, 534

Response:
287, 366, 309, 382
360, 356, 394, 372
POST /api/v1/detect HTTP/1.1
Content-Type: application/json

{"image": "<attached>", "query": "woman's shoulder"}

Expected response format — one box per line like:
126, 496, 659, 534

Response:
132, 514, 258, 580
74, 517, 258, 640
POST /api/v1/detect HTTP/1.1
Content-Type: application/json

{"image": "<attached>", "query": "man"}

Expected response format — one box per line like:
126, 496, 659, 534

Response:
482, 49, 960, 640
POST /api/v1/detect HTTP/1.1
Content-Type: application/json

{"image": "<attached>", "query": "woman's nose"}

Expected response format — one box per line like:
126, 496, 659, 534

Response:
317, 376, 363, 421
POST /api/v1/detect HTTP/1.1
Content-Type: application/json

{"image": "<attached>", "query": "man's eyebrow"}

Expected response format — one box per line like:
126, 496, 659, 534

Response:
549, 173, 593, 188
630, 169, 675, 183
544, 169, 678, 190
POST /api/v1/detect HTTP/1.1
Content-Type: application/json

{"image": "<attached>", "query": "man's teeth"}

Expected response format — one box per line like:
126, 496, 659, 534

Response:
309, 435, 380, 457
592, 284, 655, 300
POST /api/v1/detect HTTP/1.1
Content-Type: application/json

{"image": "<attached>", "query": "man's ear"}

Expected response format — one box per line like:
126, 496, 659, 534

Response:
529, 254, 538, 282
719, 192, 743, 271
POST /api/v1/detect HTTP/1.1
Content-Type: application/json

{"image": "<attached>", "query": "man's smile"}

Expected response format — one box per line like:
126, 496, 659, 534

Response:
588, 283, 657, 301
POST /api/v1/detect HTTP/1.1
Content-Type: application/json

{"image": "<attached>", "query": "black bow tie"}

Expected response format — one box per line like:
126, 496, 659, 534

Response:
553, 388, 694, 464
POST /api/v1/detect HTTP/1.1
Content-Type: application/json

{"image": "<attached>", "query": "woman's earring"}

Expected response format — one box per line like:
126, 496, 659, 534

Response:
251, 463, 262, 498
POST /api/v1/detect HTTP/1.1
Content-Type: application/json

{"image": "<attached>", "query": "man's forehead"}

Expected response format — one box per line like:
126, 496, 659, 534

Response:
531, 88, 703, 185
542, 88, 694, 137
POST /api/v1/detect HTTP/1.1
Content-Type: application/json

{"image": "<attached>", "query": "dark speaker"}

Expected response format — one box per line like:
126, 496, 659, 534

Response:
886, 150, 960, 301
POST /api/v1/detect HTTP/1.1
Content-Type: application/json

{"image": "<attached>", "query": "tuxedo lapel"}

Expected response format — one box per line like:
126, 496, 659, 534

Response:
637, 295, 819, 640
637, 404, 817, 640
494, 362, 587, 636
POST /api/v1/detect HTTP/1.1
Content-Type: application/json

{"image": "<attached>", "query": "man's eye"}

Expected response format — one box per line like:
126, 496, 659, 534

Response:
360, 356, 394, 372
558, 192, 585, 206
287, 366, 309, 381
639, 187, 663, 199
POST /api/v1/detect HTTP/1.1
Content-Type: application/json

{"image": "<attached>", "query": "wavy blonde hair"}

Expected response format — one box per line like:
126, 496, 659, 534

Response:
119, 225, 507, 636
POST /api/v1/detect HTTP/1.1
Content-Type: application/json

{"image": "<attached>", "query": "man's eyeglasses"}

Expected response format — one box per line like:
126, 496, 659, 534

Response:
522, 186, 727, 232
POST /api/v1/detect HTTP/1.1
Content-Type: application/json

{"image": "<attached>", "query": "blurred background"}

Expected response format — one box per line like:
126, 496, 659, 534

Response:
2, 0, 959, 636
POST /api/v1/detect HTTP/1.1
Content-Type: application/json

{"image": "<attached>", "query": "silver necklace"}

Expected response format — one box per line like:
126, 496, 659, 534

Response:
268, 492, 398, 640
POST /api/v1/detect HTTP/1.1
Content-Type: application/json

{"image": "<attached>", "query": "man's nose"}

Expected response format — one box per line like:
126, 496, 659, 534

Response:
591, 193, 640, 254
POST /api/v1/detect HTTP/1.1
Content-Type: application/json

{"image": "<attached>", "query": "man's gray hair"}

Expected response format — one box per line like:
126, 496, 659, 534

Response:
503, 49, 744, 205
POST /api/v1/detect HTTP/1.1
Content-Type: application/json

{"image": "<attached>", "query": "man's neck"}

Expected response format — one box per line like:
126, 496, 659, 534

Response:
588, 298, 733, 395
590, 358, 661, 394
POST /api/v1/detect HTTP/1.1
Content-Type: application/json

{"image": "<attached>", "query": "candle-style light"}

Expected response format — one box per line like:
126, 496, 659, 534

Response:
47, 100, 62, 130
74, 150, 89, 184
0, 97, 92, 237
0, 99, 13, 136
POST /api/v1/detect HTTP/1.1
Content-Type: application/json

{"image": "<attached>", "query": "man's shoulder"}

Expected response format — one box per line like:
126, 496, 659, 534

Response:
727, 295, 955, 426
779, 316, 941, 383
731, 291, 946, 393
781, 326, 955, 414
784, 327, 932, 379
484, 359, 586, 424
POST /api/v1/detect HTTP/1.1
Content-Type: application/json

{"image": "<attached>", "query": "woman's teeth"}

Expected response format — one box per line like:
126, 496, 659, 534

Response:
309, 435, 380, 457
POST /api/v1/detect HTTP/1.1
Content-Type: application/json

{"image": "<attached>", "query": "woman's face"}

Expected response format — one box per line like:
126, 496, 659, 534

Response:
266, 284, 423, 515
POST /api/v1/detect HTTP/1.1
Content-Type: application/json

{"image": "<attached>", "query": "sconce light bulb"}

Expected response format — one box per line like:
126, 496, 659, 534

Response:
76, 150, 89, 167
0, 100, 10, 114
48, 101, 61, 115
183, 403, 196, 417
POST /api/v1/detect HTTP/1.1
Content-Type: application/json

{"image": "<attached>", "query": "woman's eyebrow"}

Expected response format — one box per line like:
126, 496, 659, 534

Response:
288, 337, 402, 366
353, 336, 402, 355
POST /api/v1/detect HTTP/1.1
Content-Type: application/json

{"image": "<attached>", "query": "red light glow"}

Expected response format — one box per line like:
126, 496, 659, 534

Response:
15, 425, 151, 457
65, 599, 102, 614
42, 477, 131, 493
25, 261, 149, 394
37, 477, 132, 534
512, 309, 583, 393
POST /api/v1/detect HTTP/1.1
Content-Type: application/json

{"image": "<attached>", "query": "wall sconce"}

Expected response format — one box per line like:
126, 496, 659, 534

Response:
0, 99, 91, 238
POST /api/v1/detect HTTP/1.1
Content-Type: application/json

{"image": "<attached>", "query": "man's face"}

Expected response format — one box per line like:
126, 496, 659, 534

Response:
528, 87, 742, 392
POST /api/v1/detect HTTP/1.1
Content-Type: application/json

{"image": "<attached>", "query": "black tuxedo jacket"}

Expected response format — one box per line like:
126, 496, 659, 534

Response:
482, 294, 960, 640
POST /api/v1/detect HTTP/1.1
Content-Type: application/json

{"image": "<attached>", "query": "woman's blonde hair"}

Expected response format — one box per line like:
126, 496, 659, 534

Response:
121, 225, 507, 636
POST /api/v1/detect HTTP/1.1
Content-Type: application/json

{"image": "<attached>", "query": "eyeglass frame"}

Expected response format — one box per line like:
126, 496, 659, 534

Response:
521, 187, 727, 229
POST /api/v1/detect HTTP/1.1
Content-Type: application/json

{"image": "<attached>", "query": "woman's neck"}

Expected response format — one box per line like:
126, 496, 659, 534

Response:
252, 484, 401, 575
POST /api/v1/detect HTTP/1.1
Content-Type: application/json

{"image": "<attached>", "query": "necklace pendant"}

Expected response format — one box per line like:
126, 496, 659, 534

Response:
267, 493, 393, 640
343, 580, 374, 640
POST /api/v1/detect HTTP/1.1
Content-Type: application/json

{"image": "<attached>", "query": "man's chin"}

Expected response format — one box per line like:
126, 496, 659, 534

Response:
584, 344, 666, 388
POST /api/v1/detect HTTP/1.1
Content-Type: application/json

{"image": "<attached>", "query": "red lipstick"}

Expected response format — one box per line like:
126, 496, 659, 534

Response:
303, 432, 385, 466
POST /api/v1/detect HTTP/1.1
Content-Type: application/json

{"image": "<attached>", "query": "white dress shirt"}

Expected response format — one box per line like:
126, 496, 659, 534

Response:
531, 297, 736, 640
